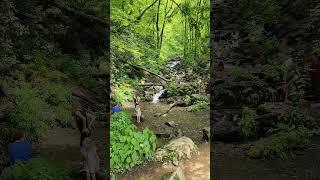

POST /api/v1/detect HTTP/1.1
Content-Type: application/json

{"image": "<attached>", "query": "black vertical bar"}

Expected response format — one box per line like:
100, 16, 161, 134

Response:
210, 0, 216, 179
105, 0, 111, 179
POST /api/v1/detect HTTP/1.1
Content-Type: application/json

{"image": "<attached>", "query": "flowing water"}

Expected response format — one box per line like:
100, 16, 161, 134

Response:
152, 87, 165, 104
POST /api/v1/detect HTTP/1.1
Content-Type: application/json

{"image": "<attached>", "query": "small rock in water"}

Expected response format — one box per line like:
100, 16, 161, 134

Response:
165, 121, 177, 128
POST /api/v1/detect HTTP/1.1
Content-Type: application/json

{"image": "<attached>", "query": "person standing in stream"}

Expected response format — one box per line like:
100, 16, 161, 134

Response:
133, 91, 141, 107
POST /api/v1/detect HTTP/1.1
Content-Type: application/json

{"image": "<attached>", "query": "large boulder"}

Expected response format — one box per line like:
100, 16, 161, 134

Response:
144, 91, 154, 102
155, 136, 198, 165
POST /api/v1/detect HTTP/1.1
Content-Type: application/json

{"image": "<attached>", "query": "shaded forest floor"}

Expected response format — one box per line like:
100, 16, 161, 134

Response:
116, 102, 210, 179
32, 125, 107, 179
213, 103, 320, 180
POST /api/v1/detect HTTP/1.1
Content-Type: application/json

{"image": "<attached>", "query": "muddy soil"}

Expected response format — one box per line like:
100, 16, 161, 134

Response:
117, 143, 210, 180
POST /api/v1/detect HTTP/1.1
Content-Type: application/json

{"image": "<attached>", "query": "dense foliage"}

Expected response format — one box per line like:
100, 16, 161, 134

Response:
0, 157, 72, 180
0, 0, 107, 139
0, 0, 108, 175
110, 112, 157, 173
247, 107, 318, 158
111, 0, 210, 84
247, 127, 311, 159
239, 107, 257, 139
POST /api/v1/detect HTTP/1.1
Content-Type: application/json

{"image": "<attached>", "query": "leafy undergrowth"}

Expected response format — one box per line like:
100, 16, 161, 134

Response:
247, 107, 319, 159
110, 112, 157, 173
112, 83, 134, 106
239, 107, 257, 139
0, 157, 72, 180
246, 127, 311, 159
187, 101, 209, 112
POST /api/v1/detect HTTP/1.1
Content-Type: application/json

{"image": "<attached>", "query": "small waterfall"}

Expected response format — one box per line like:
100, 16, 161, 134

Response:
267, 88, 277, 102
152, 87, 165, 104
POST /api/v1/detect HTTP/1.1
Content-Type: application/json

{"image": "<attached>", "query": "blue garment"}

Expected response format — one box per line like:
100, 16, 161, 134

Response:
8, 140, 32, 164
112, 105, 121, 113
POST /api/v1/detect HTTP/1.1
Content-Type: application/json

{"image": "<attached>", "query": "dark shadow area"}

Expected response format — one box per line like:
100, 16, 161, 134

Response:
0, 0, 109, 179
211, 0, 320, 179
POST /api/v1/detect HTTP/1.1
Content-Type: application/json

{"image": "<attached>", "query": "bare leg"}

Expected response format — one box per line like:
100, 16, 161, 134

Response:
86, 172, 90, 180
137, 116, 140, 123
91, 173, 96, 180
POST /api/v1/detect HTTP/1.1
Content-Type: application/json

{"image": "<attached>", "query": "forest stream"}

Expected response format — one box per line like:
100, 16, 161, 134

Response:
116, 102, 210, 180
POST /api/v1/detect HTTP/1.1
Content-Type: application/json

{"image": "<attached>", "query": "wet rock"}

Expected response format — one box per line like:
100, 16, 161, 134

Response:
155, 123, 182, 139
144, 91, 154, 101
155, 126, 175, 139
213, 111, 241, 142
155, 136, 198, 165
166, 97, 176, 104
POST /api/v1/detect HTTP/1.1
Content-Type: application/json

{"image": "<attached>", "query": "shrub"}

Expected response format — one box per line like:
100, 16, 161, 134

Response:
53, 54, 98, 89
19, 64, 73, 127
187, 101, 209, 112
165, 81, 178, 97
288, 90, 304, 102
110, 112, 157, 172
246, 127, 310, 159
278, 107, 317, 130
230, 67, 254, 81
113, 83, 133, 106
239, 107, 257, 138
0, 157, 72, 180
55, 103, 72, 127
10, 84, 51, 140
183, 95, 191, 106
260, 64, 281, 82
246, 93, 261, 106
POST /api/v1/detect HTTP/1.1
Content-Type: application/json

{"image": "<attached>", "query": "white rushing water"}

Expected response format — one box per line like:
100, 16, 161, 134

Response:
152, 87, 165, 104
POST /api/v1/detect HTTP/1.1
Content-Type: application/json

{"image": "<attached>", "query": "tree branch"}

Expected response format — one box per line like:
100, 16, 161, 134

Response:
136, 0, 159, 21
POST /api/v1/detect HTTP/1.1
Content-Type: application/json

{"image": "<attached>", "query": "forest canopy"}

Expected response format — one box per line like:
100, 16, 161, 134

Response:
111, 0, 210, 84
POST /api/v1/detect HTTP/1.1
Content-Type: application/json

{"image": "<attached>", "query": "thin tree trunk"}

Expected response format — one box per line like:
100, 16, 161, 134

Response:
159, 0, 169, 49
156, 0, 161, 50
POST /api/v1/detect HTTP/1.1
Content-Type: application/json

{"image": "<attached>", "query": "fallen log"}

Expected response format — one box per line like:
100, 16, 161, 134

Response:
139, 83, 166, 86
117, 58, 169, 82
